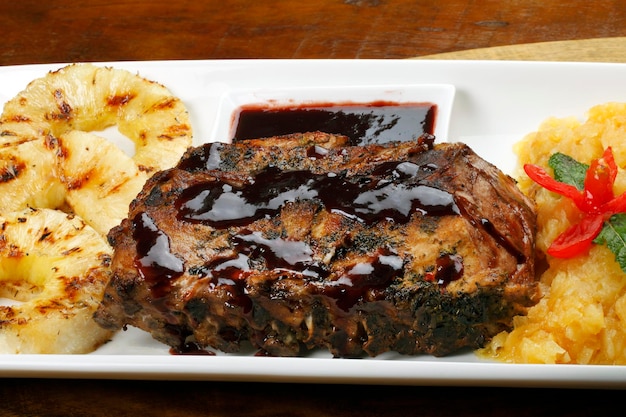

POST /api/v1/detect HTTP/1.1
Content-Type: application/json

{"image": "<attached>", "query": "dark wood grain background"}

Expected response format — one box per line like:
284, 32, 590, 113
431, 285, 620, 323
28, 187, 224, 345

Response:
1, 1, 625, 415
1, 379, 624, 416
2, 0, 625, 64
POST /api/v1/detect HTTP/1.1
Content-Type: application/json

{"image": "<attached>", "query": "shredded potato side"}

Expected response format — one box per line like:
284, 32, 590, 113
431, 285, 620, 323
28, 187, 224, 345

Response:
477, 102, 626, 364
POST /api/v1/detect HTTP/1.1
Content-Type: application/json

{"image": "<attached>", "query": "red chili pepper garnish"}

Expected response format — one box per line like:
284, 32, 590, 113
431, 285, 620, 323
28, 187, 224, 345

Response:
581, 146, 618, 212
523, 164, 586, 209
524, 146, 625, 259
545, 213, 605, 258
600, 191, 626, 214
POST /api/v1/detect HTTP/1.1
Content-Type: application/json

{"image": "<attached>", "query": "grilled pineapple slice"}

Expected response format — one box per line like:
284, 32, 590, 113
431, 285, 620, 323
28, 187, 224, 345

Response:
0, 132, 148, 236
58, 130, 150, 236
0, 208, 114, 353
0, 139, 64, 214
0, 63, 192, 174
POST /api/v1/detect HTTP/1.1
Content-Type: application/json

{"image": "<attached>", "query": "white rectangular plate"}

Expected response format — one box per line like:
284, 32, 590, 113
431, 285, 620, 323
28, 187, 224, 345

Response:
1, 59, 626, 388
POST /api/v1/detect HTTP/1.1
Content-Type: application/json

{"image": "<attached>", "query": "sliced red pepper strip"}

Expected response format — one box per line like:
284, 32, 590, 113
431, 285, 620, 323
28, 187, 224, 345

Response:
600, 190, 626, 214
603, 146, 618, 180
546, 213, 606, 258
582, 146, 618, 211
523, 163, 585, 208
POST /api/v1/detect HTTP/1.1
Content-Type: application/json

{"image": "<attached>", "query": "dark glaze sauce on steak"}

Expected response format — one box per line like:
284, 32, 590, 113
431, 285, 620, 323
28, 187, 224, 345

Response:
94, 132, 538, 357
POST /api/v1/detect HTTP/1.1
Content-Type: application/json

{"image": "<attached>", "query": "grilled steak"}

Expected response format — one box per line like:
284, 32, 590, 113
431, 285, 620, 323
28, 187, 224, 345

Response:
94, 132, 538, 357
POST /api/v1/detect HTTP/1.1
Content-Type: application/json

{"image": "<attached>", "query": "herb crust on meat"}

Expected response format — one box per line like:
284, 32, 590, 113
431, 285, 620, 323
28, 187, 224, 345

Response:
94, 132, 539, 357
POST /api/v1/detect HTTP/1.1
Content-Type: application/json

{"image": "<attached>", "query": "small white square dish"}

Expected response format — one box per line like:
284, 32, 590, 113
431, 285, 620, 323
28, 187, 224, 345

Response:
211, 83, 455, 144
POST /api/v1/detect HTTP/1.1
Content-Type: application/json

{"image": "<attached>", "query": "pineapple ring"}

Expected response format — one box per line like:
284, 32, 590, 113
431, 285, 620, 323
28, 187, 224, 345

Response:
58, 130, 151, 236
0, 63, 193, 236
0, 118, 158, 237
0, 208, 114, 353
0, 63, 192, 174
0, 138, 64, 215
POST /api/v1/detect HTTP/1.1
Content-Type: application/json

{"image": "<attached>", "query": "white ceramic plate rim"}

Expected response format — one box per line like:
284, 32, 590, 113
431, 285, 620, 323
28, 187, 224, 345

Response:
0, 59, 625, 388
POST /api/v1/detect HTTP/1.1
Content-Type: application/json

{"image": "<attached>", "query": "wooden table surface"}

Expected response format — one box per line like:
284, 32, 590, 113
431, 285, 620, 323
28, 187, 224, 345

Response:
1, 1, 626, 415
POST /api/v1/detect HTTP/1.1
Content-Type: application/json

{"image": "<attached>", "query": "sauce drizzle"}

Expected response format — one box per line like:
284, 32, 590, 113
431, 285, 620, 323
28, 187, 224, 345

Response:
132, 212, 185, 297
176, 161, 459, 228
425, 253, 464, 287
313, 249, 404, 311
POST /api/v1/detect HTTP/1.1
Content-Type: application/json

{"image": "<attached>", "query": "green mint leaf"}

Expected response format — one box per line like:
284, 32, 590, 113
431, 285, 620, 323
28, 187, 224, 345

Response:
594, 213, 626, 273
548, 152, 589, 190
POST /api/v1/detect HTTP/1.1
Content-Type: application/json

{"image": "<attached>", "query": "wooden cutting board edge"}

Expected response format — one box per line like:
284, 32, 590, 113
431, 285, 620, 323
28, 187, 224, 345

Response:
415, 37, 626, 63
